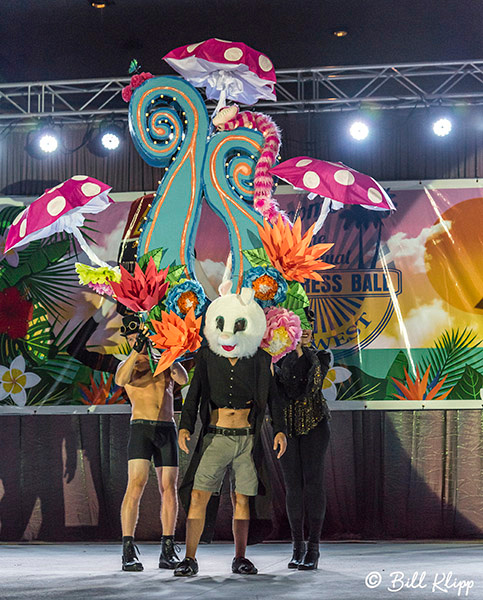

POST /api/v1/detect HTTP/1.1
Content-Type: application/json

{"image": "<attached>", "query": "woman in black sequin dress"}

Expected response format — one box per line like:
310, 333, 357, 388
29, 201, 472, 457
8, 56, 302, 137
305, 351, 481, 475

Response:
275, 309, 331, 570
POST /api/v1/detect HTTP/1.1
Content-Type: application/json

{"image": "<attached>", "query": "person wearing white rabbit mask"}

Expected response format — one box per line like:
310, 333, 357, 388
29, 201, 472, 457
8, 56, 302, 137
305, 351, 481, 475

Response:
174, 281, 287, 577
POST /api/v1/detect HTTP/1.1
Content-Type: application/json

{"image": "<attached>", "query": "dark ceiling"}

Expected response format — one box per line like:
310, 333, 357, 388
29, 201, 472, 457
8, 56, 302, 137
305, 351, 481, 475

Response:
1, 0, 482, 84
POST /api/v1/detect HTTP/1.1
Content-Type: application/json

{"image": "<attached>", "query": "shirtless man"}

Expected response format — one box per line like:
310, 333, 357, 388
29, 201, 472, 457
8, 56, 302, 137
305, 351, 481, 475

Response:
115, 314, 188, 572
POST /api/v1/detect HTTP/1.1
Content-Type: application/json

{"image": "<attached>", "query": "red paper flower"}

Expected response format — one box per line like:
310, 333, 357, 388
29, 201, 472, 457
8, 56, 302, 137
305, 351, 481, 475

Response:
110, 258, 169, 313
0, 287, 33, 339
121, 86, 133, 102
122, 73, 153, 103
131, 72, 153, 88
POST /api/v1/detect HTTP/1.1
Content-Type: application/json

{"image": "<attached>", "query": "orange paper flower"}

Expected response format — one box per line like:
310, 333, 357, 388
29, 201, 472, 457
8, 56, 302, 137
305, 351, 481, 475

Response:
149, 308, 202, 375
110, 257, 169, 313
392, 365, 452, 401
257, 215, 334, 282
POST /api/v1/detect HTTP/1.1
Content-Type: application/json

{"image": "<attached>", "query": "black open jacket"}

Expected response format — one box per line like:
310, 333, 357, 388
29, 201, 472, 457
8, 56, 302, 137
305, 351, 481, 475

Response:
178, 345, 286, 544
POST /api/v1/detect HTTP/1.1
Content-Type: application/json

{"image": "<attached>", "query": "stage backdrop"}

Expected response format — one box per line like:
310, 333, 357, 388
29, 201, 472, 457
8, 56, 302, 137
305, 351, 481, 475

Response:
1, 179, 483, 543
0, 179, 481, 408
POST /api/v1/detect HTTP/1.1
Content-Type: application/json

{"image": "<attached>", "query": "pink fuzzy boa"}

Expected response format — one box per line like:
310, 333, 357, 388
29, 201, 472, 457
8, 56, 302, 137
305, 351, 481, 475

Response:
215, 108, 286, 223
261, 307, 301, 362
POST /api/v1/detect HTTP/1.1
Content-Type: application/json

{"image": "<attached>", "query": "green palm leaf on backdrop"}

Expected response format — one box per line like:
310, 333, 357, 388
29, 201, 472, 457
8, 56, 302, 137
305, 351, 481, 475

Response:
451, 365, 483, 400
419, 328, 483, 396
24, 256, 79, 318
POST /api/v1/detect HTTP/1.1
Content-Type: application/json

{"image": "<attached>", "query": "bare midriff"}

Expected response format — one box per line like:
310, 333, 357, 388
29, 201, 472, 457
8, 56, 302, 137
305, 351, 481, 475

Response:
210, 407, 251, 428
125, 357, 174, 422
209, 357, 251, 428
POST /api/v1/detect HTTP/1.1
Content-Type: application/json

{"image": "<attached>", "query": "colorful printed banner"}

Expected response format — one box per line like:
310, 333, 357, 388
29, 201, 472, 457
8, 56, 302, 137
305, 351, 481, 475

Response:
0, 180, 481, 406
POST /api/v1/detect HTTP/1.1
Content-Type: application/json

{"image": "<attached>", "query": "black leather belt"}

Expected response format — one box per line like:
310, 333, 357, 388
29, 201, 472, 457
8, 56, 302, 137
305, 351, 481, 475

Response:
208, 425, 255, 436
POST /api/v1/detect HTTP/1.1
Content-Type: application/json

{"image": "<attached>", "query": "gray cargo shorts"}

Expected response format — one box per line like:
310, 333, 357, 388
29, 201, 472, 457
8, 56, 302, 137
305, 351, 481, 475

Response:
193, 427, 258, 496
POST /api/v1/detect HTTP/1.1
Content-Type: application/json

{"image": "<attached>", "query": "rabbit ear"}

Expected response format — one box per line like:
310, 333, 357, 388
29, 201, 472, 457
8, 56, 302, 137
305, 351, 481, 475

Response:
218, 253, 233, 296
238, 287, 255, 306
222, 253, 232, 282
218, 280, 232, 296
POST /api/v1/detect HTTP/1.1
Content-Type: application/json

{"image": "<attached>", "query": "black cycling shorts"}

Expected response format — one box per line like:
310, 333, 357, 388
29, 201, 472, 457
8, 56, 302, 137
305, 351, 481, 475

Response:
127, 420, 179, 467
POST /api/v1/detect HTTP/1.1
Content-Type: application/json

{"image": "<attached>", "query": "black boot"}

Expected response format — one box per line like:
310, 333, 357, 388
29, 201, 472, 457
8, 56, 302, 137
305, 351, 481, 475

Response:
298, 541, 319, 570
159, 535, 180, 569
122, 538, 143, 571
174, 557, 199, 577
288, 541, 306, 569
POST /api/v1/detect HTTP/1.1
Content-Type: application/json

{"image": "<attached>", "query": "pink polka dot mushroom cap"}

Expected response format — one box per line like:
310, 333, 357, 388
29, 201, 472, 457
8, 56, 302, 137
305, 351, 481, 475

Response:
5, 176, 113, 266
270, 157, 395, 232
163, 38, 276, 112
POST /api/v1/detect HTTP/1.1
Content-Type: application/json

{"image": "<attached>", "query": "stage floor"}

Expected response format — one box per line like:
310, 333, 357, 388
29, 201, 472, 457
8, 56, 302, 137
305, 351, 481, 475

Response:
0, 541, 481, 599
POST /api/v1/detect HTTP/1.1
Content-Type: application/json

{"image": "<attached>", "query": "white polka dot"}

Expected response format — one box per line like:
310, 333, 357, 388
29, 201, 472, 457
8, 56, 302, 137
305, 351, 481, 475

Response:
303, 171, 321, 189
12, 210, 25, 226
72, 175, 88, 181
47, 196, 66, 216
368, 187, 383, 204
215, 38, 232, 44
19, 220, 27, 238
187, 42, 203, 53
334, 169, 355, 186
295, 159, 313, 167
45, 184, 63, 194
224, 47, 243, 62
81, 183, 101, 197
259, 55, 273, 72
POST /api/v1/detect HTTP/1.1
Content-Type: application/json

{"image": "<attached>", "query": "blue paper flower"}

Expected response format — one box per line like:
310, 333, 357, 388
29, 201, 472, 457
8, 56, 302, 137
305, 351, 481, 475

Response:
165, 280, 207, 318
242, 266, 287, 308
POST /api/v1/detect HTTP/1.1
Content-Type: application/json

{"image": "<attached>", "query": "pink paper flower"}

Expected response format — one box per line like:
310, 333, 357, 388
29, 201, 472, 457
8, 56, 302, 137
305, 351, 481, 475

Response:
130, 74, 144, 88
261, 307, 302, 362
122, 86, 133, 103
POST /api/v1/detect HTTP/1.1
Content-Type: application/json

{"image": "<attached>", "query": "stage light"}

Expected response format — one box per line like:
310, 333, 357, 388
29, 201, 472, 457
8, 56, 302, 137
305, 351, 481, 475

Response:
333, 29, 348, 38
89, 0, 114, 7
88, 122, 124, 156
26, 123, 61, 158
38, 133, 58, 153
349, 121, 369, 140
101, 131, 121, 151
432, 117, 452, 137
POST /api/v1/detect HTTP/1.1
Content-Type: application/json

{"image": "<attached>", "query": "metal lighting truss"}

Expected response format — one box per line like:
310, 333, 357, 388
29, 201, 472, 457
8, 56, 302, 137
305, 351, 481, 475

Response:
0, 59, 482, 122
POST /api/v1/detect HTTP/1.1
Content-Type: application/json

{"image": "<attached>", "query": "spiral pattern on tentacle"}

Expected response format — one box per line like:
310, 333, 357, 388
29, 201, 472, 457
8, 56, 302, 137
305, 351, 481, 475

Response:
128, 76, 209, 271
223, 148, 258, 201
130, 85, 190, 170
203, 130, 265, 291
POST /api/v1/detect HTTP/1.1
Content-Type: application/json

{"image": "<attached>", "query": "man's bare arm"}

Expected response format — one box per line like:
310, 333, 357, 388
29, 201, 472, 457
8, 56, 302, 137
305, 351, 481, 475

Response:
115, 350, 140, 386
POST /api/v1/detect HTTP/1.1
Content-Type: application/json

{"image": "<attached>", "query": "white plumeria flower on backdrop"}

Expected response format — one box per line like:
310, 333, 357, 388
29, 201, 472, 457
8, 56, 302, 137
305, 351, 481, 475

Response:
0, 355, 41, 406
322, 351, 351, 401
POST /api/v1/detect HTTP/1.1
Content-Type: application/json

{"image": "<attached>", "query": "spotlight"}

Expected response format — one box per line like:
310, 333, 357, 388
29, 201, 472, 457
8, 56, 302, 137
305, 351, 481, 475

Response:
38, 133, 58, 153
89, 0, 115, 7
432, 117, 452, 137
349, 121, 369, 141
26, 123, 61, 158
88, 122, 124, 156
332, 28, 348, 38
101, 131, 121, 151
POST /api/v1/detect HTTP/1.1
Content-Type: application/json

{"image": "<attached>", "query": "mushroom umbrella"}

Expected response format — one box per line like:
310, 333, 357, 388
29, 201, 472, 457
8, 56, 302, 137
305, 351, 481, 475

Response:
163, 38, 276, 112
5, 176, 113, 267
270, 157, 396, 233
